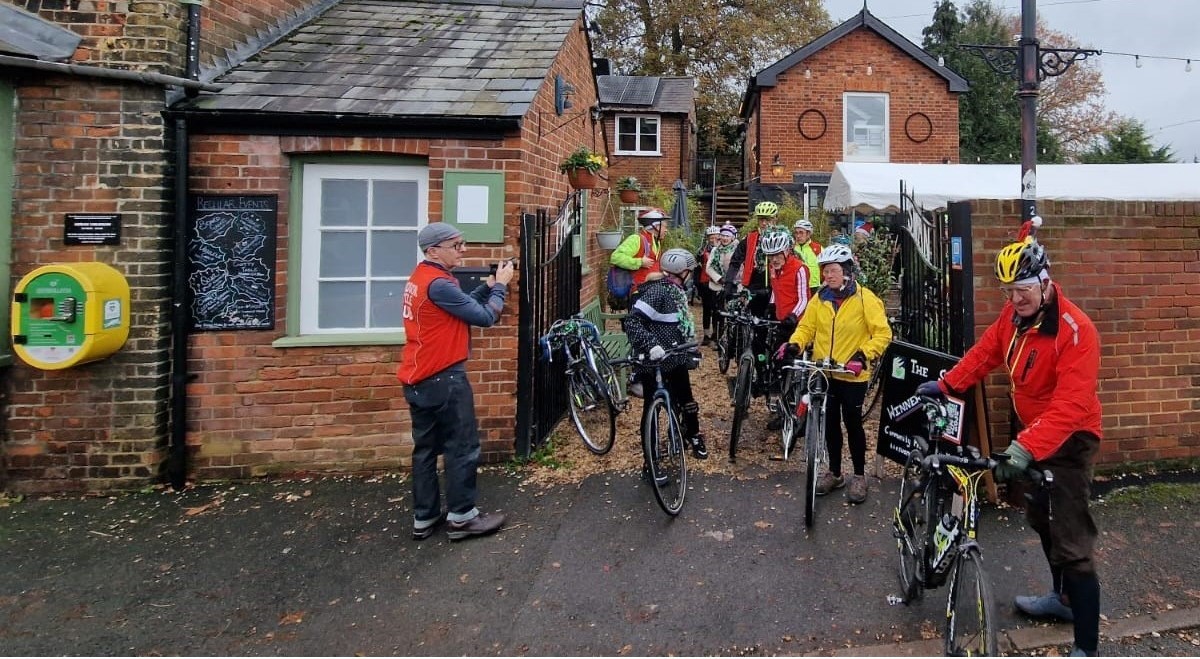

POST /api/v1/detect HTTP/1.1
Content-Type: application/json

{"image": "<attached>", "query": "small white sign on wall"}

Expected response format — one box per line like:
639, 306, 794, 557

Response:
456, 185, 490, 224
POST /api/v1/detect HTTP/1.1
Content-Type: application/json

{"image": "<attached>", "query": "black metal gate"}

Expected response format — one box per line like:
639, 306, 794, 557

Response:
515, 193, 584, 457
893, 193, 975, 356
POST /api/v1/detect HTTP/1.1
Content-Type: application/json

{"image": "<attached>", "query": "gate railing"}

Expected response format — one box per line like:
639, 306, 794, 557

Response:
515, 192, 584, 457
894, 188, 974, 356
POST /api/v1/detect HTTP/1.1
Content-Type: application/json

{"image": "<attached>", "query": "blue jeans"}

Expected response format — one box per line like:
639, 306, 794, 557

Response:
403, 369, 480, 525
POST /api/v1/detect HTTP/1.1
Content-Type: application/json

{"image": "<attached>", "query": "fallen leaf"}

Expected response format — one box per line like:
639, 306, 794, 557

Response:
754, 520, 773, 529
279, 611, 305, 626
618, 644, 633, 655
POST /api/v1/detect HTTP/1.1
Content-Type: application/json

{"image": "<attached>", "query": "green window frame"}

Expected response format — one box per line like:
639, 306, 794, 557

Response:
443, 170, 505, 243
0, 81, 14, 366
273, 154, 426, 348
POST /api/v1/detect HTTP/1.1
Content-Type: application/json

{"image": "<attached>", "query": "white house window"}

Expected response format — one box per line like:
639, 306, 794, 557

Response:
615, 114, 661, 155
300, 164, 427, 334
843, 93, 889, 162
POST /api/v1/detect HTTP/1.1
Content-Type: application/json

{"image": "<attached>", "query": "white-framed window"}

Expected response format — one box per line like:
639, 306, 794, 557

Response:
843, 92, 889, 162
299, 163, 427, 335
615, 114, 661, 155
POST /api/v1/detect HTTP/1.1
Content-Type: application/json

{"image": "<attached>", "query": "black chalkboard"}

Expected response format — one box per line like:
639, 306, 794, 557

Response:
874, 340, 979, 465
187, 195, 277, 331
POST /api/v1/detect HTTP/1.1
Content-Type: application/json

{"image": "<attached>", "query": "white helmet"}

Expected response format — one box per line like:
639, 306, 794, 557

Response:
759, 231, 793, 255
705, 225, 721, 236
660, 248, 697, 275
793, 219, 814, 232
816, 243, 856, 273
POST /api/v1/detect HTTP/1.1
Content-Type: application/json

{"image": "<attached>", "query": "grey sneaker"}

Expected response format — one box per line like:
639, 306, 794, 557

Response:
1015, 592, 1074, 621
847, 475, 868, 504
815, 472, 845, 496
446, 511, 506, 542
412, 512, 446, 540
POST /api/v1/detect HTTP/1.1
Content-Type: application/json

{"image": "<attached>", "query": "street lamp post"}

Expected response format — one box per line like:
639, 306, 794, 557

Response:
961, 0, 1100, 223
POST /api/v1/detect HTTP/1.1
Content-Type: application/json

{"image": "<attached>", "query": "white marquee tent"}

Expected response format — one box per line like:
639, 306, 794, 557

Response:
825, 162, 1200, 211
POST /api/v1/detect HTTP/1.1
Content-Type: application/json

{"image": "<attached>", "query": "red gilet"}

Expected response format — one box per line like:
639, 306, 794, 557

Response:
398, 262, 470, 385
740, 231, 760, 286
631, 231, 661, 292
770, 255, 809, 321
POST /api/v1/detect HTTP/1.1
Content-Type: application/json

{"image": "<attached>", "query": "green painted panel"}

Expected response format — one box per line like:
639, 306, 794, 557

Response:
443, 170, 504, 243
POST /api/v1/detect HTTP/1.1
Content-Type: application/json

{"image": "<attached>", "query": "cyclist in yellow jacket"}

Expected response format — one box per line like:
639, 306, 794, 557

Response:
780, 244, 891, 503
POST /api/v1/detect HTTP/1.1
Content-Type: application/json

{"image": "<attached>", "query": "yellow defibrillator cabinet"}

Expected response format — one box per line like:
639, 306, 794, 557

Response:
11, 262, 131, 370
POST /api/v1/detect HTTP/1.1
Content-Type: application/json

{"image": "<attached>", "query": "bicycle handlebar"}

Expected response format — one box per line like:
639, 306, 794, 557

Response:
781, 357, 855, 375
609, 342, 699, 368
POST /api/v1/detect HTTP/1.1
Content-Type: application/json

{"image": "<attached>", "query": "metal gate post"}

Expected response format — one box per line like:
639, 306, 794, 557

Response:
947, 201, 975, 356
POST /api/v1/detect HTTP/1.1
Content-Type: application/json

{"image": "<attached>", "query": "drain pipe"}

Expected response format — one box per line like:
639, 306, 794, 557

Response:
167, 0, 202, 490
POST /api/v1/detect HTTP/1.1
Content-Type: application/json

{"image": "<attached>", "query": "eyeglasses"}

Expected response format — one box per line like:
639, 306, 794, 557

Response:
999, 283, 1039, 298
435, 241, 467, 251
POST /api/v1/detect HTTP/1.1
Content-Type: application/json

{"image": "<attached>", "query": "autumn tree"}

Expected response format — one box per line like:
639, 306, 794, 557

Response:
922, 0, 1121, 163
590, 0, 832, 154
1078, 118, 1175, 163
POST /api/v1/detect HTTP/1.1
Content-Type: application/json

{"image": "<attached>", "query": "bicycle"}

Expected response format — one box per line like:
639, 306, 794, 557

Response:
781, 356, 855, 527
724, 311, 785, 462
714, 290, 752, 374
891, 393, 1054, 656
610, 343, 699, 516
539, 316, 626, 455
862, 315, 906, 416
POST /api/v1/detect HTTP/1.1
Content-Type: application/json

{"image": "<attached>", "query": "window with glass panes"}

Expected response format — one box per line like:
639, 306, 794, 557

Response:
843, 93, 889, 162
615, 114, 660, 155
300, 164, 426, 334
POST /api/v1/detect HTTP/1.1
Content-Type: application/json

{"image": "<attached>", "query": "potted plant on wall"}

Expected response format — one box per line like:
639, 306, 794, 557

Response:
559, 146, 606, 189
616, 176, 641, 203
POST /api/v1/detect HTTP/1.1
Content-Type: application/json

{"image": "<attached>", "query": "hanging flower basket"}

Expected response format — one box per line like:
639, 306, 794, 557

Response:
567, 168, 598, 190
618, 189, 640, 204
596, 231, 624, 250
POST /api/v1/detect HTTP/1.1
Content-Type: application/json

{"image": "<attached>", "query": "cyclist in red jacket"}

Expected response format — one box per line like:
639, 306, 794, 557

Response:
917, 217, 1102, 657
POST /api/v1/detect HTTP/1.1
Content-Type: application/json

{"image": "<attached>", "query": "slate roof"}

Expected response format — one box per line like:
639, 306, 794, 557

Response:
177, 0, 585, 119
597, 75, 695, 115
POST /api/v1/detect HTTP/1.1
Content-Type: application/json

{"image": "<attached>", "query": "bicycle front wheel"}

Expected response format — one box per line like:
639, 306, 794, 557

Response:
803, 402, 825, 528
863, 362, 885, 416
717, 324, 735, 374
568, 367, 616, 455
895, 451, 929, 603
643, 396, 687, 515
945, 546, 997, 657
778, 370, 799, 459
728, 352, 754, 462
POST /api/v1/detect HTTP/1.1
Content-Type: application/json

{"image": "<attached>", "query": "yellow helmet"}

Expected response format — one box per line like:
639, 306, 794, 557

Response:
994, 238, 1049, 284
753, 201, 778, 218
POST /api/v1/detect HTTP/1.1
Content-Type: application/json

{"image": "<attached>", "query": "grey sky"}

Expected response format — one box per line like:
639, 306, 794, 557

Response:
823, 0, 1200, 161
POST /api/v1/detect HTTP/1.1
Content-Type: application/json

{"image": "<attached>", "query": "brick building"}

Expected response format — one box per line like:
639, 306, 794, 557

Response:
740, 7, 967, 219
596, 74, 696, 205
1, 0, 607, 492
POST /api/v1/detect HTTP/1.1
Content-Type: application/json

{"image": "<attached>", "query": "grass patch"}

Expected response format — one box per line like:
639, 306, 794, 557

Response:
1098, 481, 1200, 506
506, 434, 573, 473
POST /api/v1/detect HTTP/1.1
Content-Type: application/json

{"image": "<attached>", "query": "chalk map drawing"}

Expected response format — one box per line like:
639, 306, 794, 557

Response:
188, 195, 276, 330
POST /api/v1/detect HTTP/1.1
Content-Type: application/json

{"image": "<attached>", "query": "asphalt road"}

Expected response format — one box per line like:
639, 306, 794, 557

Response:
0, 468, 1197, 655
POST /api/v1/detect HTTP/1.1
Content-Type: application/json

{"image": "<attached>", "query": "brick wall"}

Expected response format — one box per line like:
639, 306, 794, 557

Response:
749, 27, 960, 182
4, 78, 172, 493
8, 0, 186, 71
970, 201, 1200, 466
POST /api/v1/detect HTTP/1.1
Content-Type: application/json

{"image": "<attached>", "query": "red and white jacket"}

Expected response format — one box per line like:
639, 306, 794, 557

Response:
941, 282, 1102, 460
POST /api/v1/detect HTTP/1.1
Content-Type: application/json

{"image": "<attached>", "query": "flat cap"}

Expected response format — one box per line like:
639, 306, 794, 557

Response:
419, 223, 463, 249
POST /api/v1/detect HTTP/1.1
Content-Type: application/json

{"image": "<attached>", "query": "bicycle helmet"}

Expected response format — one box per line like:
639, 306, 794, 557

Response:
705, 225, 721, 236
816, 243, 856, 274
753, 201, 779, 218
995, 238, 1049, 284
758, 230, 793, 255
793, 219, 814, 232
659, 248, 697, 275
719, 223, 738, 237
638, 208, 667, 227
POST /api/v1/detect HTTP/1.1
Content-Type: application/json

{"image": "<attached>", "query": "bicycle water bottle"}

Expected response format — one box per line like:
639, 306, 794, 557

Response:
932, 514, 960, 575
795, 393, 810, 419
